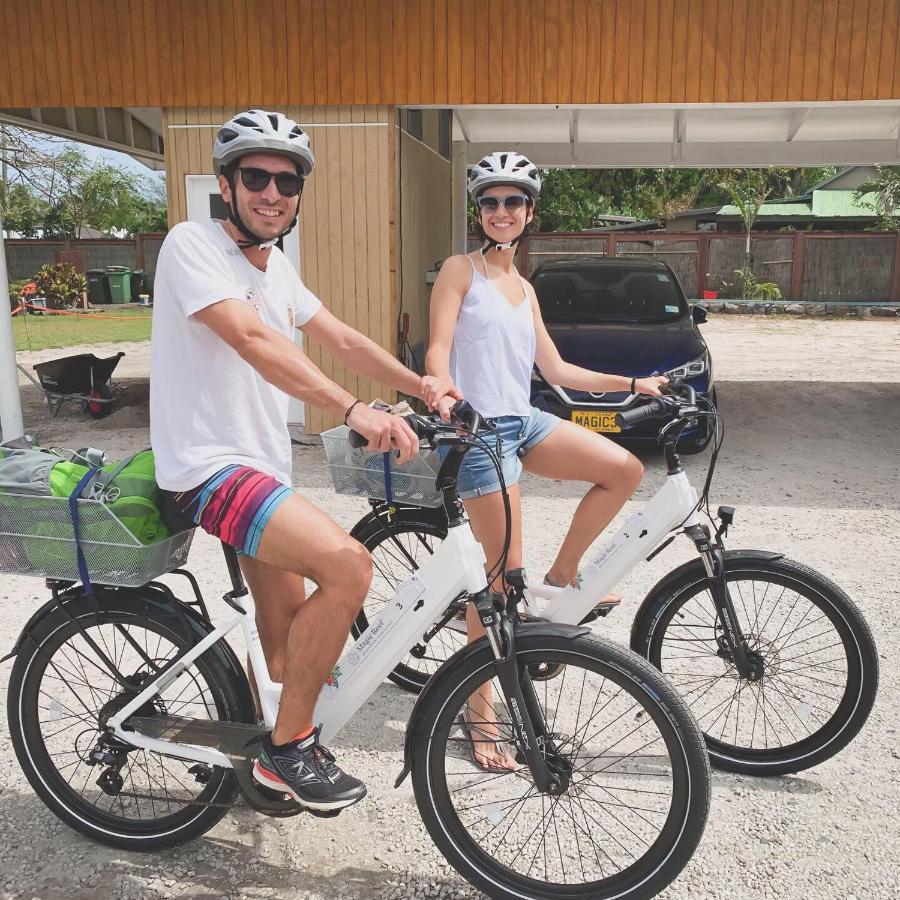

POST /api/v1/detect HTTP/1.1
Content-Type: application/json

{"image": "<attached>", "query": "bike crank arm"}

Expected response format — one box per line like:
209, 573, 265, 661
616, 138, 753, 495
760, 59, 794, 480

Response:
686, 525, 760, 681
125, 715, 306, 816
472, 591, 562, 795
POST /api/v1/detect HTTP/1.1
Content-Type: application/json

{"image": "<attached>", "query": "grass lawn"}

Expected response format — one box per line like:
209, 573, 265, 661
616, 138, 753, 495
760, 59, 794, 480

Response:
12, 306, 152, 351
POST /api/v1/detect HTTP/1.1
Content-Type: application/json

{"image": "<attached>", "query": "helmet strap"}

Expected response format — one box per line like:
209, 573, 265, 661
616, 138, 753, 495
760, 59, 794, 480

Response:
482, 232, 522, 252
225, 172, 302, 250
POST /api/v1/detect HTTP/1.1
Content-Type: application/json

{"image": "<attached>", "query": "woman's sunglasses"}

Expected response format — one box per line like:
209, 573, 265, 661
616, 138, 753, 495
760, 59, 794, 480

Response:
475, 194, 530, 212
237, 167, 304, 198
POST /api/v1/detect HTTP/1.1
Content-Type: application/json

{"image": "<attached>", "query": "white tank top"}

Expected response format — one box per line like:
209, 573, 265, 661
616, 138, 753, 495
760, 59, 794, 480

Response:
449, 256, 536, 418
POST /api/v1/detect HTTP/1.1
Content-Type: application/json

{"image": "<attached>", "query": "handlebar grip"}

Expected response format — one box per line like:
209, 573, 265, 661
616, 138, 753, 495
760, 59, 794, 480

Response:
451, 399, 482, 436
615, 398, 668, 428
347, 427, 368, 449
347, 399, 485, 451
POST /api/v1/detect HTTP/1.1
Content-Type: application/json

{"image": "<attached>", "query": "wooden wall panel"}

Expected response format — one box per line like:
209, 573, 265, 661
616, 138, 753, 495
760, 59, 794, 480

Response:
398, 127, 452, 404
4, 1, 900, 107
163, 105, 395, 434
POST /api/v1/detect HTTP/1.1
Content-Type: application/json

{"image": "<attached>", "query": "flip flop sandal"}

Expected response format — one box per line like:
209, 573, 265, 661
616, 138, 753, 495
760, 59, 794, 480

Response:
459, 707, 520, 773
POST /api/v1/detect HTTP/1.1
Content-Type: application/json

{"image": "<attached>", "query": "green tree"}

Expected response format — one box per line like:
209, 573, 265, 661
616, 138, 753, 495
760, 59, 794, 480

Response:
0, 182, 47, 236
856, 166, 900, 232
714, 169, 776, 267
1, 125, 168, 238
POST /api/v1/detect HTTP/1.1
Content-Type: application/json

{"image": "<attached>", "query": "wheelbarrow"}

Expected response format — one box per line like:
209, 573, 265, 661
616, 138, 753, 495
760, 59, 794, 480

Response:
16, 352, 125, 419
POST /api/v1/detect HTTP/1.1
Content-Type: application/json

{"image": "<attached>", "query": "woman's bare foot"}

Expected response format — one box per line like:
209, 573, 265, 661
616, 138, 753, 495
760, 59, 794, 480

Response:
463, 688, 519, 772
544, 571, 622, 608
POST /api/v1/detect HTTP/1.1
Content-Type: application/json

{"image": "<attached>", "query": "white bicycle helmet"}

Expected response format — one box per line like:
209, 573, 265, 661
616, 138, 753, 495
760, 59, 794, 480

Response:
213, 110, 314, 248
467, 152, 541, 199
213, 109, 315, 177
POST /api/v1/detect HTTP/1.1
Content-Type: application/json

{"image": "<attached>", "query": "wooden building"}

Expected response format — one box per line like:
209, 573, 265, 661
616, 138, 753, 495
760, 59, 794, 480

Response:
3, 0, 900, 430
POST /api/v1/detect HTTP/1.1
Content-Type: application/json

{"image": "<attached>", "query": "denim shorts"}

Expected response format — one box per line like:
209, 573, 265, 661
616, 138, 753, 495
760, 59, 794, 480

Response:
448, 407, 561, 500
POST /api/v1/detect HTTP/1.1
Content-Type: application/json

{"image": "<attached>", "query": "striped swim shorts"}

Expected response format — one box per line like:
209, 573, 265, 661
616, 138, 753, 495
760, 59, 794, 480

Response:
161, 465, 293, 558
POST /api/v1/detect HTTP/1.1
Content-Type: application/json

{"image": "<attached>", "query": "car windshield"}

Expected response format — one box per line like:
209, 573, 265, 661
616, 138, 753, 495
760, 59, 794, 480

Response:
533, 266, 686, 324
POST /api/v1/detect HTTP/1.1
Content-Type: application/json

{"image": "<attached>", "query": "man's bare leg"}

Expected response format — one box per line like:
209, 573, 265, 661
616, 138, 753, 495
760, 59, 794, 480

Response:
239, 558, 306, 718
249, 493, 372, 744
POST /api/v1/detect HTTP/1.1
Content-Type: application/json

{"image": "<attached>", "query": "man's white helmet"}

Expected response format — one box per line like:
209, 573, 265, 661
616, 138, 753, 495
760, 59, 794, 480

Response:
213, 109, 315, 176
467, 152, 541, 199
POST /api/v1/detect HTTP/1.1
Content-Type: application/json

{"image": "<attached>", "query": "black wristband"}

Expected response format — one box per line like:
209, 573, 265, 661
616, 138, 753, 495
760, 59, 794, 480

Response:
343, 399, 363, 425
630, 377, 637, 393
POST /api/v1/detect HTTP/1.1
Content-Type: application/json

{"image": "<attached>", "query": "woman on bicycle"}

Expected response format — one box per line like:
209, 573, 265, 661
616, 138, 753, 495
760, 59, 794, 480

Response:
426, 152, 667, 770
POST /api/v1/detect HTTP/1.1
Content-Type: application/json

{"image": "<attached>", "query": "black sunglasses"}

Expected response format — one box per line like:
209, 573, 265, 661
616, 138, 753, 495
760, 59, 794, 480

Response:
236, 167, 304, 198
475, 194, 530, 212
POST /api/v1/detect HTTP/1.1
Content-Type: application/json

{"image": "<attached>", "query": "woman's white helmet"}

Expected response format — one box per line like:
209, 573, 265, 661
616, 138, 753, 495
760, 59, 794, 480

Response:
213, 109, 315, 176
467, 152, 541, 199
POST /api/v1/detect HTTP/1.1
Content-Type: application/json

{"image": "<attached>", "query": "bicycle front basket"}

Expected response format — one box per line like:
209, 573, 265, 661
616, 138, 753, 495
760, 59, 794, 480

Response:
321, 425, 443, 508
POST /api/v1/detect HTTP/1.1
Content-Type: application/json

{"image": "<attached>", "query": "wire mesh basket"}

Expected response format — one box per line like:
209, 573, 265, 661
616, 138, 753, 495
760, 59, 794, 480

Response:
0, 492, 195, 587
321, 425, 443, 508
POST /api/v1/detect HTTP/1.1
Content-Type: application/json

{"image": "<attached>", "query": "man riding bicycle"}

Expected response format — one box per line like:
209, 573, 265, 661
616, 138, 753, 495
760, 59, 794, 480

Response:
149, 109, 460, 812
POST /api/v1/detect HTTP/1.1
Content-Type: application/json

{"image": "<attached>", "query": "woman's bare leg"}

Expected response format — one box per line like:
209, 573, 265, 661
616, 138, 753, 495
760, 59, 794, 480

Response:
523, 421, 644, 585
461, 485, 522, 770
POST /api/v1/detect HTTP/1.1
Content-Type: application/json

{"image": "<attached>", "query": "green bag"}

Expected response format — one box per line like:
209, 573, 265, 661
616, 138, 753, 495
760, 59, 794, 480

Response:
51, 449, 170, 545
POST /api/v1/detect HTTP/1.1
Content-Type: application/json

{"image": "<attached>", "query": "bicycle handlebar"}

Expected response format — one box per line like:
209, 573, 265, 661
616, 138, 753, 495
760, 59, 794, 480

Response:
614, 379, 701, 429
615, 399, 669, 428
347, 399, 483, 450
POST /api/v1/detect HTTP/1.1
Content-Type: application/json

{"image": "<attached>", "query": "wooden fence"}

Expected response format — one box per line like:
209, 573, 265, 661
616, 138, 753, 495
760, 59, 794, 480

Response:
516, 231, 900, 302
4, 234, 166, 284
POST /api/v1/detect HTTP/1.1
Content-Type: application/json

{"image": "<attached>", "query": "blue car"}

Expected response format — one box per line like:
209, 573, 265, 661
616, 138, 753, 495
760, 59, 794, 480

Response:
530, 257, 716, 454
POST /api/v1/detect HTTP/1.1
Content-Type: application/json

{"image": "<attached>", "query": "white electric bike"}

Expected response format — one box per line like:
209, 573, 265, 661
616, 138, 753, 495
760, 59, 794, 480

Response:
5, 402, 710, 900
351, 385, 878, 777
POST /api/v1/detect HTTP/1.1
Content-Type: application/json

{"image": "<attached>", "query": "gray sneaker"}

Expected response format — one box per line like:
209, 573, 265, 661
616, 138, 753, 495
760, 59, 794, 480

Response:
253, 727, 366, 812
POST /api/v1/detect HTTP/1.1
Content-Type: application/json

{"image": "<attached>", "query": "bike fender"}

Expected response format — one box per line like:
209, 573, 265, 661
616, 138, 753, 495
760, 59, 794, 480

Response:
395, 621, 590, 787
349, 505, 448, 542
629, 549, 785, 653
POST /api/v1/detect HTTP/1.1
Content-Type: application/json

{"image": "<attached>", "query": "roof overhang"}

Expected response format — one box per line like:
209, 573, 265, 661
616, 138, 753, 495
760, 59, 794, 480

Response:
0, 107, 164, 170
446, 101, 900, 167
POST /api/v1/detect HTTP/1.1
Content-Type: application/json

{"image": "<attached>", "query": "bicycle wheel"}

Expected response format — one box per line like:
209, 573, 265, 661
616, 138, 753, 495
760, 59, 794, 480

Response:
352, 508, 461, 693
7, 592, 254, 851
411, 630, 710, 900
633, 552, 878, 776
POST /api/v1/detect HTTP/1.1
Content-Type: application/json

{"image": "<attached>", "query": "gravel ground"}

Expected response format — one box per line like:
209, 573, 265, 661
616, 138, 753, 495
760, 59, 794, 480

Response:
1, 317, 898, 899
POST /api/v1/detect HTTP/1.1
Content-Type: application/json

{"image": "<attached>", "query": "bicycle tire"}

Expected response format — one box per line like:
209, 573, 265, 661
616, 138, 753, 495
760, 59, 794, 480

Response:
632, 552, 878, 776
410, 630, 711, 900
7, 593, 255, 850
351, 508, 457, 693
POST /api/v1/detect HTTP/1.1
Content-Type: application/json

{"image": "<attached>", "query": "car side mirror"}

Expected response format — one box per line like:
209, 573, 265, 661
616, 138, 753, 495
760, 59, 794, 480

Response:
691, 304, 708, 324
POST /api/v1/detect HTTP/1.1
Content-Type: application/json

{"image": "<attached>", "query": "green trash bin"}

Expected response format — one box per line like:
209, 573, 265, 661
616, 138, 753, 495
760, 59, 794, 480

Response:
86, 269, 110, 304
104, 266, 132, 303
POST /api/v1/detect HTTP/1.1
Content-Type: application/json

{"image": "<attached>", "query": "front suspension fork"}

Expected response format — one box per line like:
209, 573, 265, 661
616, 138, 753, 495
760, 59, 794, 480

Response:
686, 524, 761, 681
471, 589, 564, 795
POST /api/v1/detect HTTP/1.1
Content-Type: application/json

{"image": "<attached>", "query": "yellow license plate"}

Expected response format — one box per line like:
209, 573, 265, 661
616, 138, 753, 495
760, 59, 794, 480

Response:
571, 410, 622, 433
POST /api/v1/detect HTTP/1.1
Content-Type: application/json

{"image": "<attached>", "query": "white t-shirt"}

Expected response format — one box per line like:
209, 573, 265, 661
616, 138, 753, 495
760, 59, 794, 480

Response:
149, 220, 322, 490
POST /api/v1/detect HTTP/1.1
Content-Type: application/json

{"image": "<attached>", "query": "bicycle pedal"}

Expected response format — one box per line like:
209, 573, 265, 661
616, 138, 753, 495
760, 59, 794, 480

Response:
579, 601, 620, 625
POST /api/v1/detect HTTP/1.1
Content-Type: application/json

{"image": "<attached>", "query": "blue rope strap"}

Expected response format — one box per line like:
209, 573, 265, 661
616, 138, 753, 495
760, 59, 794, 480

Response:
382, 452, 394, 505
69, 467, 101, 594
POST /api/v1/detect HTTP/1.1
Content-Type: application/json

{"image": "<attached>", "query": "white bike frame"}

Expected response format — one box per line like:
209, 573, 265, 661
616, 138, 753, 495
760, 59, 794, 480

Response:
106, 523, 489, 768
521, 469, 701, 623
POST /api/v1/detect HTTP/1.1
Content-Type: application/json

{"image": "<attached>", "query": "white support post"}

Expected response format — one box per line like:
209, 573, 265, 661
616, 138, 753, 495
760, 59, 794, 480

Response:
451, 141, 468, 254
0, 219, 25, 442
673, 109, 686, 161
569, 109, 580, 162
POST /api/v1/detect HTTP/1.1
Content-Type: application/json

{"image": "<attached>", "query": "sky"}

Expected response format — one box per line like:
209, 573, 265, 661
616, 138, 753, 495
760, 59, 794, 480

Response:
4, 127, 165, 196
